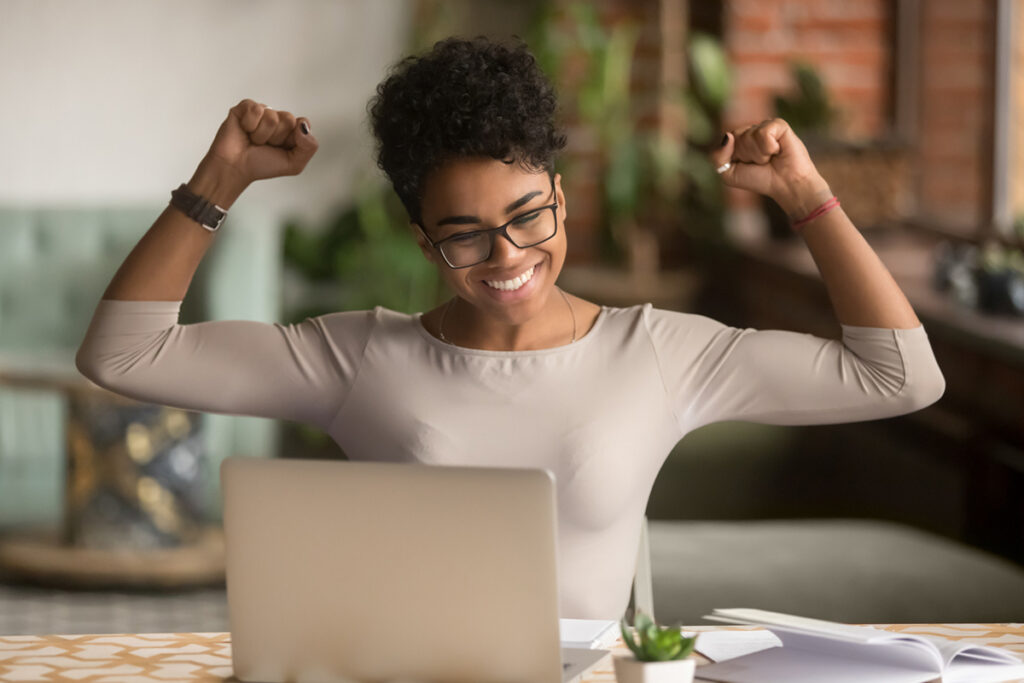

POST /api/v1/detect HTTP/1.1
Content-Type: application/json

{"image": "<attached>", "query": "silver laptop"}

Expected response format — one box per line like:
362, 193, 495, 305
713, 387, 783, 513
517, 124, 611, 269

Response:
221, 456, 609, 683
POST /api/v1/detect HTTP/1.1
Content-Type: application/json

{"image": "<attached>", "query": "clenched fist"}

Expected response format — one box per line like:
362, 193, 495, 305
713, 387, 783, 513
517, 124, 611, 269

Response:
206, 99, 319, 183
711, 118, 832, 220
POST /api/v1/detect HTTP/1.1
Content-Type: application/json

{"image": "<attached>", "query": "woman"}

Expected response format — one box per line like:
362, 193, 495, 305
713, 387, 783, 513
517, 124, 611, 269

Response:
77, 37, 944, 619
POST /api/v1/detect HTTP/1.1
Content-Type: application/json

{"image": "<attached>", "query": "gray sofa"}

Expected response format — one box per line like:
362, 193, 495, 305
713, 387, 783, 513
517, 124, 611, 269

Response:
645, 421, 1024, 624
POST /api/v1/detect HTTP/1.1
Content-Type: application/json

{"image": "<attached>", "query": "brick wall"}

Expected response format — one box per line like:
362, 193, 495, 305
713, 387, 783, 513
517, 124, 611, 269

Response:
914, 0, 996, 232
550, 0, 998, 262
722, 0, 998, 236
721, 0, 895, 213
724, 0, 894, 139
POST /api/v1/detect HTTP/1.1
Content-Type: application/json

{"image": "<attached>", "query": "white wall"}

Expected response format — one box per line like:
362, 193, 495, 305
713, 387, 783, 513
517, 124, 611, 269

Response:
0, 0, 412, 226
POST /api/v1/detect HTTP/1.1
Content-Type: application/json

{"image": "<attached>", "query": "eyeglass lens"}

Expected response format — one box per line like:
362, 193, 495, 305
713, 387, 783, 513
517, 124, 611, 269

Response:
440, 207, 557, 268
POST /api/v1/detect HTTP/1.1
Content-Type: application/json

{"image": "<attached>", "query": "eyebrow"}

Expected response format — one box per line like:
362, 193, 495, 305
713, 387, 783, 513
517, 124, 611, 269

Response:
436, 189, 545, 227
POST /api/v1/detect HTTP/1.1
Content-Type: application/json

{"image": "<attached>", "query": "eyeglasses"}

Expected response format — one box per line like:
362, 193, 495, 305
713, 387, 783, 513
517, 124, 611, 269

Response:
418, 179, 559, 269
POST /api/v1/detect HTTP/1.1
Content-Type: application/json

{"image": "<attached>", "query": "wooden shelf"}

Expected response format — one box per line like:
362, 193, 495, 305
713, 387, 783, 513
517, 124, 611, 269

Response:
0, 525, 224, 589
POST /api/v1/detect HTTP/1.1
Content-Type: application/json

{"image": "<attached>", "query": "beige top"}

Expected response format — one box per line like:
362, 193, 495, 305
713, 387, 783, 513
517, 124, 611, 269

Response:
76, 300, 945, 618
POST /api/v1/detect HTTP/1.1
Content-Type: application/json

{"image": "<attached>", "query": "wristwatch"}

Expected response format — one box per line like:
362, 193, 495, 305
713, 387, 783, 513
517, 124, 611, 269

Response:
169, 183, 228, 232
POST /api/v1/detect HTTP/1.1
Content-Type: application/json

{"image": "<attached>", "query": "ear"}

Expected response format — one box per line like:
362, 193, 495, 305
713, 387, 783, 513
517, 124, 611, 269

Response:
553, 172, 567, 223
411, 222, 438, 264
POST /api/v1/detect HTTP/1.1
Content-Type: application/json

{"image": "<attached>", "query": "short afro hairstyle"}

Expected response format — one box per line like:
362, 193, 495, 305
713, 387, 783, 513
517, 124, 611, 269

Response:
368, 36, 567, 224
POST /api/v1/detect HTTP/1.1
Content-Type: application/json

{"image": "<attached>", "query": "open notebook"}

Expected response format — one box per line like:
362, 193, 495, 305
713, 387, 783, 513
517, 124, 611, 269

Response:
698, 608, 1024, 683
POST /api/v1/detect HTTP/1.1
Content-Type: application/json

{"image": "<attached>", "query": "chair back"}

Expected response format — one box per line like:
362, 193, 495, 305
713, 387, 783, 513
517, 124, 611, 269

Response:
632, 515, 655, 621
0, 204, 282, 529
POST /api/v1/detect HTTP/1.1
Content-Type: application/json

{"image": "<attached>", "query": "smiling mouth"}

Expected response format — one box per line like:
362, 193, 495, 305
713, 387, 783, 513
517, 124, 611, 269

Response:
483, 265, 536, 292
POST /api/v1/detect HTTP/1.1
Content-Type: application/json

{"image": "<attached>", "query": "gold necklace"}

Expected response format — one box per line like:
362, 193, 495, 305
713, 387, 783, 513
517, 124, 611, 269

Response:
438, 288, 577, 346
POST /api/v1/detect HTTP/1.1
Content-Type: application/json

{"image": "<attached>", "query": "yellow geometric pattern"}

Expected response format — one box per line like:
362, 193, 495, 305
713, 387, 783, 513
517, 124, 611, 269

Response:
0, 632, 230, 682
0, 624, 1021, 682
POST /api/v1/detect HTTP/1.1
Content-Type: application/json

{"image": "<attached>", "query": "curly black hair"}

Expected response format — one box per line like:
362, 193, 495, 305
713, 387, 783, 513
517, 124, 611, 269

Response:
368, 36, 567, 224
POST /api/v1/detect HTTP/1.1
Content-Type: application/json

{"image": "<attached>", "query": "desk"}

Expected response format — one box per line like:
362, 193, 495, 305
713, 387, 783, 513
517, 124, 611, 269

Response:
1, 623, 1021, 682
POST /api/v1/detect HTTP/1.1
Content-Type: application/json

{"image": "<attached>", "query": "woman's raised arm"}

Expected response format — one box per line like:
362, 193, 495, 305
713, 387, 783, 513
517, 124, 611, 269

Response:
101, 99, 318, 301
647, 119, 944, 430
711, 118, 920, 330
75, 101, 354, 429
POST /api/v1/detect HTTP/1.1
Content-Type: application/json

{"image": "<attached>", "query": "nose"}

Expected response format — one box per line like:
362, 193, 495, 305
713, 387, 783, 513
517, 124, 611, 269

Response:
487, 229, 523, 264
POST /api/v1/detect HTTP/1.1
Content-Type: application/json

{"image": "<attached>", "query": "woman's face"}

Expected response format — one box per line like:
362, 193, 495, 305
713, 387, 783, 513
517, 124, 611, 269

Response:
416, 156, 567, 327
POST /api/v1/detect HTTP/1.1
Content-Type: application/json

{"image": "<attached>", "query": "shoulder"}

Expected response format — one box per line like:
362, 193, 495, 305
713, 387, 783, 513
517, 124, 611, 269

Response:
306, 307, 378, 332
598, 303, 734, 335
642, 305, 734, 330
305, 306, 417, 344
600, 305, 748, 355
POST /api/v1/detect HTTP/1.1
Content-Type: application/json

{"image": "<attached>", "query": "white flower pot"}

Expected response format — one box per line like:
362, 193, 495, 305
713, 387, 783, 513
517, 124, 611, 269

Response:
612, 655, 696, 683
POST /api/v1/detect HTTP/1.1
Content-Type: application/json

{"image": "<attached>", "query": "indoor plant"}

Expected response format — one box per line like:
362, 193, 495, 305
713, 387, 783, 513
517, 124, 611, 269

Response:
615, 610, 698, 683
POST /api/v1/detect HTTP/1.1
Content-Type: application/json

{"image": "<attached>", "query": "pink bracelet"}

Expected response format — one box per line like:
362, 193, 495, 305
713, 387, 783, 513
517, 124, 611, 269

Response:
792, 196, 840, 231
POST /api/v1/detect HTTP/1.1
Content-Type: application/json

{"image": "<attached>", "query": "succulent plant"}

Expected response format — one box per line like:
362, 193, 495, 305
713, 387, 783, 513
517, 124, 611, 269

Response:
620, 610, 697, 662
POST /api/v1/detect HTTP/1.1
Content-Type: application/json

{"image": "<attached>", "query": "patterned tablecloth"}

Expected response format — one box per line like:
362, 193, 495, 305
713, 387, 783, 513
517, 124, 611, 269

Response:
1, 623, 1022, 682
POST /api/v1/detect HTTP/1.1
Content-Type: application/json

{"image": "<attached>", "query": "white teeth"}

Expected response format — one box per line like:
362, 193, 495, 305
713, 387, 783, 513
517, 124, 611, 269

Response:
485, 266, 535, 291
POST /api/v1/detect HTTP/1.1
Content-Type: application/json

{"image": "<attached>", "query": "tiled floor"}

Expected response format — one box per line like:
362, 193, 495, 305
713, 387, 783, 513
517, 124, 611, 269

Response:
0, 579, 228, 636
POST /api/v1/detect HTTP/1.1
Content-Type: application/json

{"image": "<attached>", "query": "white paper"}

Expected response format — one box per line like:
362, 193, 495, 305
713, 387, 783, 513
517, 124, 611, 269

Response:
695, 629, 782, 662
698, 608, 1024, 683
696, 646, 938, 683
559, 619, 618, 649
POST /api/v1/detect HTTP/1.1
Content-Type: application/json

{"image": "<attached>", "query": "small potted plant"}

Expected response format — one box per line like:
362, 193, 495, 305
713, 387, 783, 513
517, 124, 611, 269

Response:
615, 610, 698, 683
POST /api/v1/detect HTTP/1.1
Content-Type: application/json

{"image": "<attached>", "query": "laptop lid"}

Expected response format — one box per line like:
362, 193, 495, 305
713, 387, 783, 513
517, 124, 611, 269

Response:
221, 456, 567, 683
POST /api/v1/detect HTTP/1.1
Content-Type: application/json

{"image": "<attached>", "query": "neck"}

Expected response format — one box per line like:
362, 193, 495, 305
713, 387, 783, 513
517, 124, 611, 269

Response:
441, 289, 575, 351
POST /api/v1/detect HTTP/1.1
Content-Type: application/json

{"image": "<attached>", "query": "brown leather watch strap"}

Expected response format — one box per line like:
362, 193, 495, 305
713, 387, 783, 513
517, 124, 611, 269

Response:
169, 183, 228, 232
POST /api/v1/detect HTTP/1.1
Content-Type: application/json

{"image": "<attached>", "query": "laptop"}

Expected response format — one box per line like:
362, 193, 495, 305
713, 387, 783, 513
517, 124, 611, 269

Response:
220, 456, 610, 682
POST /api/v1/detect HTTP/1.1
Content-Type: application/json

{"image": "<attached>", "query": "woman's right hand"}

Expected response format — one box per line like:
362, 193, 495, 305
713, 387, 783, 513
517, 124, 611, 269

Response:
204, 99, 319, 186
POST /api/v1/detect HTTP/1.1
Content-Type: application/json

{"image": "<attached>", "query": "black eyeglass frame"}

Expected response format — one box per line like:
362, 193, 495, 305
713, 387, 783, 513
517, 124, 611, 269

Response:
416, 177, 559, 270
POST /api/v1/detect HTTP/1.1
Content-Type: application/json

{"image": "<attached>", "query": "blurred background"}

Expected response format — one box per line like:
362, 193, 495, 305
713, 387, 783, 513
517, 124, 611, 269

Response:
1, 0, 1023, 634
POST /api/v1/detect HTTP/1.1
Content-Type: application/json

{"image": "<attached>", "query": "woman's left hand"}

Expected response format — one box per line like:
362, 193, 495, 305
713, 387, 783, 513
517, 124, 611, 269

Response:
712, 118, 833, 219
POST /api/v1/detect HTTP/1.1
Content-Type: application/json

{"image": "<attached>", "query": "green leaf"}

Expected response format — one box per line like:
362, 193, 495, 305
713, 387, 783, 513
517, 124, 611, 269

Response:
641, 631, 662, 660
688, 31, 731, 110
601, 22, 639, 111
634, 611, 654, 635
620, 620, 646, 660
774, 61, 834, 136
605, 139, 640, 220
649, 629, 680, 661
676, 635, 697, 660
683, 92, 714, 145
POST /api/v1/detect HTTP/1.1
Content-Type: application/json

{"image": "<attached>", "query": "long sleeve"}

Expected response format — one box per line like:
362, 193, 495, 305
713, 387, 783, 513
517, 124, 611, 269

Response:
643, 306, 945, 432
75, 300, 374, 430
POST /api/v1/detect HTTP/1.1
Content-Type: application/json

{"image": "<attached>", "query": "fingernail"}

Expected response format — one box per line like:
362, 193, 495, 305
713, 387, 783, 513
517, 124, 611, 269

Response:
300, 122, 310, 135
720, 134, 729, 147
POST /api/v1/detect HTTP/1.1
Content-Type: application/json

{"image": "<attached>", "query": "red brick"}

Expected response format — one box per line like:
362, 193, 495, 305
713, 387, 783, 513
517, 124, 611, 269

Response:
733, 13, 777, 32
921, 27, 992, 53
790, 17, 888, 34
792, 0, 887, 20
925, 0, 995, 23
729, 51, 791, 66
727, 0, 786, 21
727, 27, 791, 54
802, 49, 887, 66
733, 62, 794, 90
921, 104, 989, 129
817, 61, 885, 89
922, 63, 991, 90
